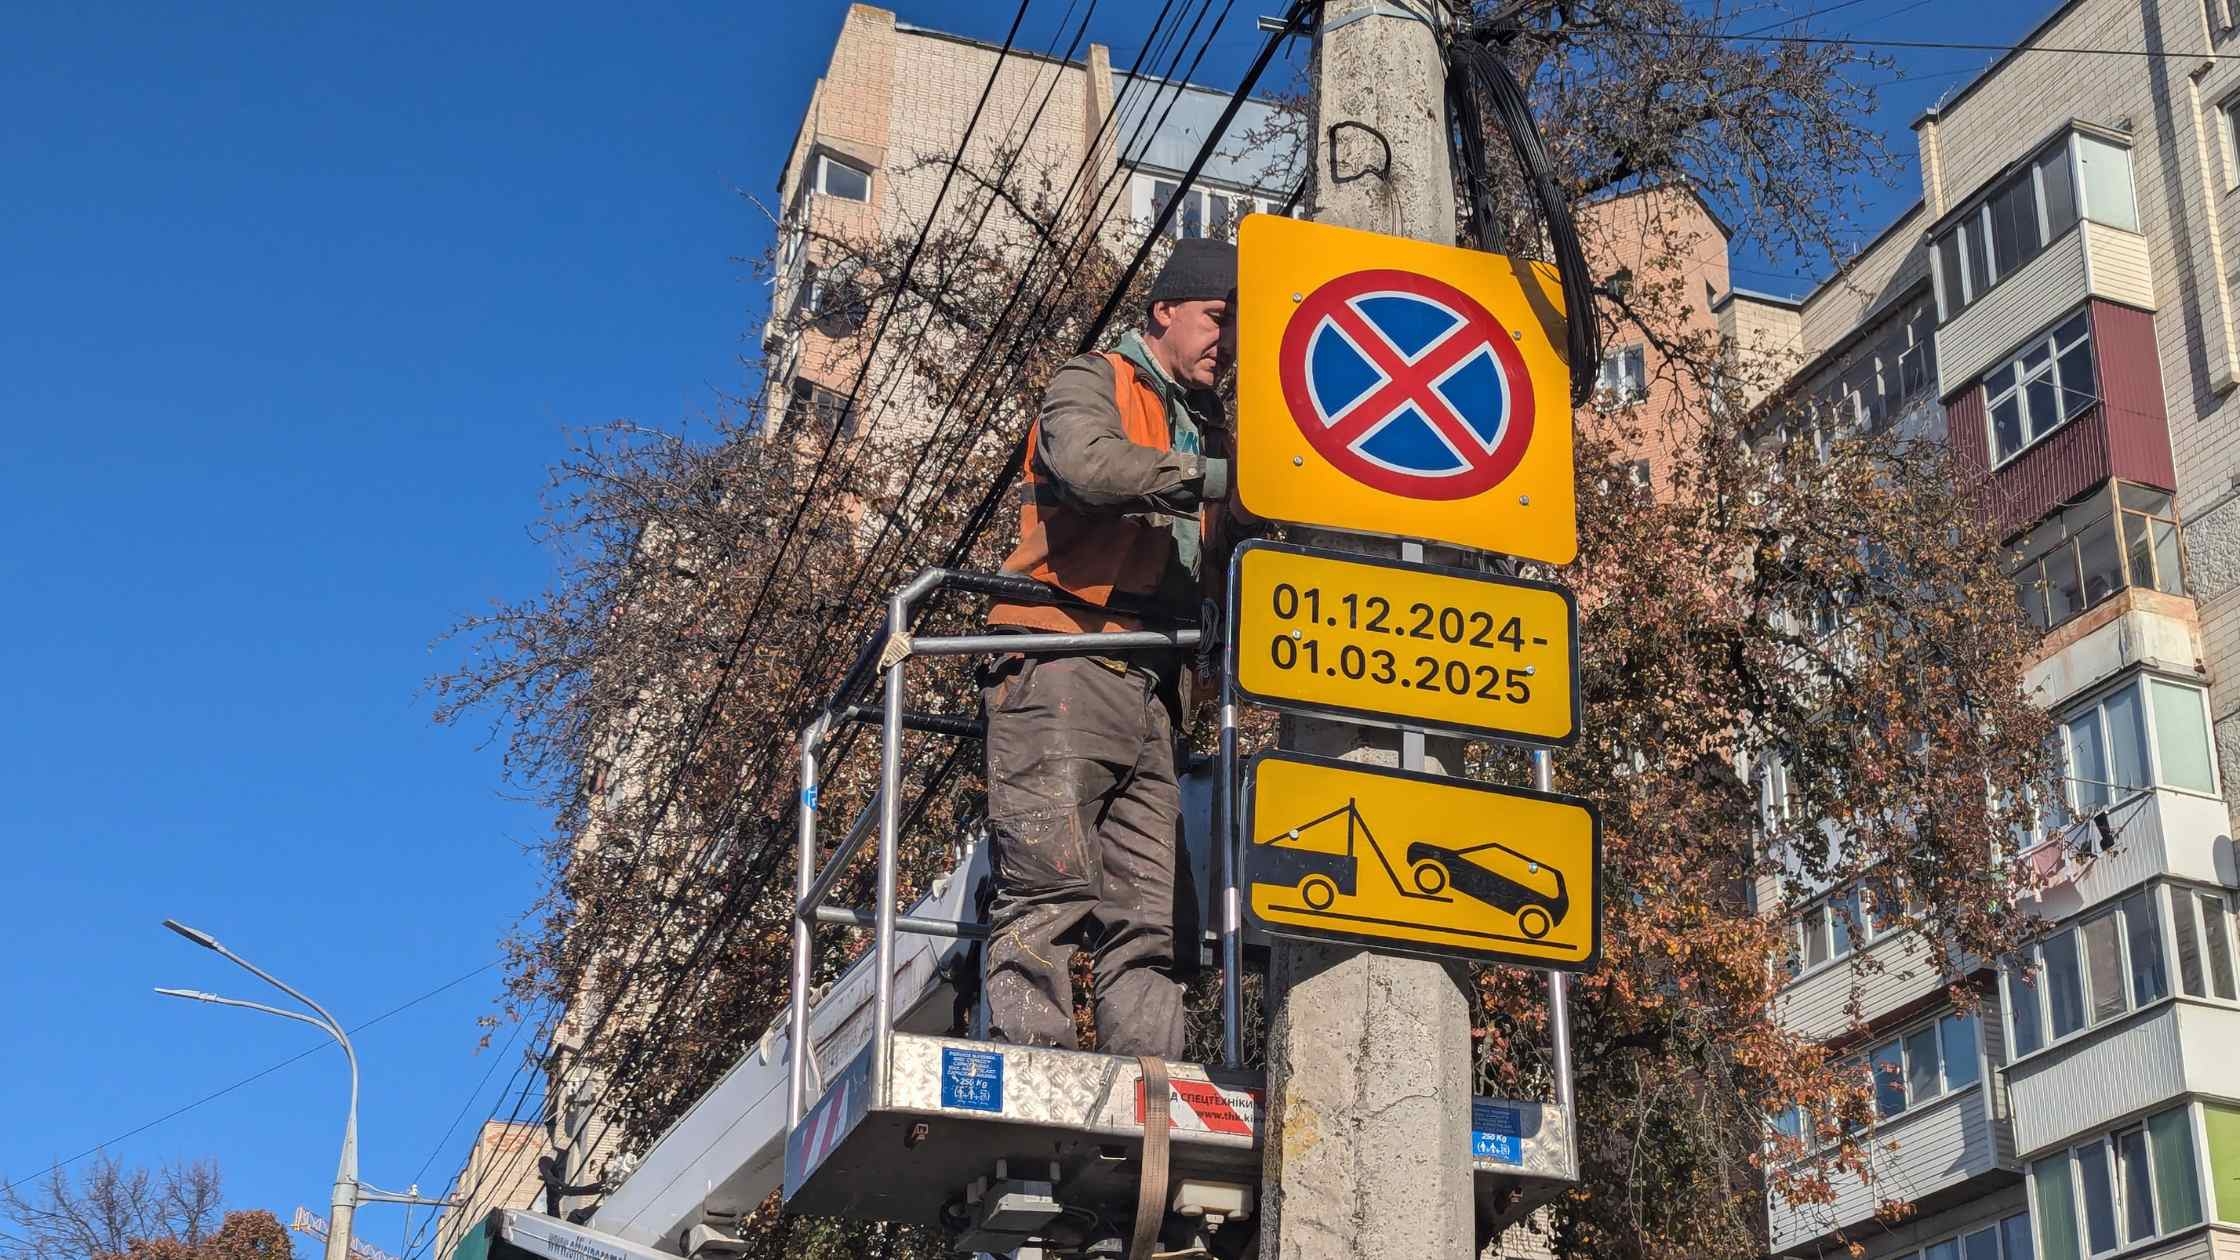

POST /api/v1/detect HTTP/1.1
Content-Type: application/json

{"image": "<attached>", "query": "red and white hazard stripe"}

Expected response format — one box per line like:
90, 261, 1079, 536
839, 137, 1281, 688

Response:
1134, 1077, 1261, 1137
801, 1078, 852, 1168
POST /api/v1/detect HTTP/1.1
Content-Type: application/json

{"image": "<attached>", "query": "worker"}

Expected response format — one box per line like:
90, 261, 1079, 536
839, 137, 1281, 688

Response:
979, 237, 1241, 1060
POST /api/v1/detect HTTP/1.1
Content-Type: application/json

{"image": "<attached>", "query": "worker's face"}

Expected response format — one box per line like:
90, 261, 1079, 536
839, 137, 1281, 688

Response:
1150, 297, 1234, 390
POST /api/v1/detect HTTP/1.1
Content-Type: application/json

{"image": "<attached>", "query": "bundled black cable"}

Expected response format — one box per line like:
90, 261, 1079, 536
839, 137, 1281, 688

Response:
1445, 35, 1601, 405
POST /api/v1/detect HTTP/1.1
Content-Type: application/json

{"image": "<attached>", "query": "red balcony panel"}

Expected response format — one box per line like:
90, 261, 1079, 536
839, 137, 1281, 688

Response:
1950, 300, 2176, 539
2091, 301, 2177, 493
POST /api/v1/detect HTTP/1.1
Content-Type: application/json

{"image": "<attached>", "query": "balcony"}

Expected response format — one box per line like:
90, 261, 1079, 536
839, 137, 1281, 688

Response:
2023, 586, 2200, 715
2019, 789, 2234, 927
1937, 221, 2154, 400
1767, 1084, 2014, 1253
1778, 923, 1953, 1042
2005, 1000, 2240, 1157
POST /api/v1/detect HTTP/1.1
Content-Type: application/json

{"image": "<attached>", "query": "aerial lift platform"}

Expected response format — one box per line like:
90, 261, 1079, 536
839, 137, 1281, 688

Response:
476, 570, 1578, 1260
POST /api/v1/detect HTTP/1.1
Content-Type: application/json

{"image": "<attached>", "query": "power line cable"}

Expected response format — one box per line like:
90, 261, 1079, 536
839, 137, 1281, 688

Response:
418, 0, 1090, 1215
1660, 27, 2240, 61
534, 0, 1044, 1083
0, 960, 497, 1200
945, 0, 1313, 573
405, 1003, 540, 1201
553, 0, 1293, 1178
751, 0, 1227, 729
400, 1021, 557, 1260
1733, 0, 1890, 38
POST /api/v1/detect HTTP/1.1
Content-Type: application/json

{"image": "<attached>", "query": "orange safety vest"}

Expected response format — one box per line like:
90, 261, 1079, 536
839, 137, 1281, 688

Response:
988, 352, 1198, 635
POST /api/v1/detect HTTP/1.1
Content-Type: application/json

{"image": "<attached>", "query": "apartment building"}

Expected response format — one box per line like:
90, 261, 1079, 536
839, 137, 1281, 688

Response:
1759, 2, 2240, 1258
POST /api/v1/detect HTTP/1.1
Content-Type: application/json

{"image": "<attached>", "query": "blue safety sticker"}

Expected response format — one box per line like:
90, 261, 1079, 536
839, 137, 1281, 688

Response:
801, 786, 818, 810
940, 1047, 1004, 1113
1471, 1101, 1522, 1164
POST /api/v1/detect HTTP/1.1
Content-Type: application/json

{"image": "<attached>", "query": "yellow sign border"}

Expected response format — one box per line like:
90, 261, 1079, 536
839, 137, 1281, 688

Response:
1235, 213, 1577, 564
1226, 539, 1580, 748
1240, 750, 1602, 970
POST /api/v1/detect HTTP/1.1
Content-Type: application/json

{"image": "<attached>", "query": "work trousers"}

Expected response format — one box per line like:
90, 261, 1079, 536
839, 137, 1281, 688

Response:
981, 653, 1193, 1059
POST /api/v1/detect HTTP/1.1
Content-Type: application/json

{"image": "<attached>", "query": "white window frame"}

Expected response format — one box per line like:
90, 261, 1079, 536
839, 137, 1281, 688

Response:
2220, 94, 2240, 192
1862, 1008, 1985, 1121
2003, 886, 2171, 1063
1128, 171, 1290, 240
1784, 879, 1899, 983
1595, 343, 1648, 409
2028, 1106, 2206, 1260
1985, 311, 2096, 468
1932, 133, 2092, 320
2057, 674, 2222, 816
1886, 1211, 2034, 1260
813, 152, 873, 203
1773, 1009, 1986, 1162
2169, 883, 2240, 1001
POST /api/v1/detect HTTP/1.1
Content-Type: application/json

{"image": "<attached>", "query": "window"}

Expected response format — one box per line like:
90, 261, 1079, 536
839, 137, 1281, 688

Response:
2150, 679, 2216, 793
2207, 1104, 2240, 1223
2009, 484, 2187, 631
785, 377, 855, 438
2061, 683, 2149, 815
1774, 1011, 1983, 1157
1597, 344, 1648, 406
1897, 303, 1939, 400
1852, 1010, 1982, 1116
2031, 1109, 2202, 1260
2055, 676, 2217, 812
2004, 890, 2167, 1060
2120, 484, 2188, 597
2221, 96, 2240, 192
1887, 1212, 2035, 1260
2171, 887, 2240, 1000
2125, 890, 2169, 1005
1786, 878, 1901, 979
2008, 956, 2046, 1056
1990, 171, 2045, 278
1133, 173, 1290, 240
1757, 751, 1795, 833
1986, 312, 2095, 465
2076, 134, 2139, 233
2043, 928, 2089, 1038
814, 153, 872, 203
2002, 1212, 2037, 1260
1932, 131, 2127, 320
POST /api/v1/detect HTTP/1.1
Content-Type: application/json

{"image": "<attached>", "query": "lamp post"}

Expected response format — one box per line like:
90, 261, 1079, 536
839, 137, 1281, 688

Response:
158, 919, 368, 1260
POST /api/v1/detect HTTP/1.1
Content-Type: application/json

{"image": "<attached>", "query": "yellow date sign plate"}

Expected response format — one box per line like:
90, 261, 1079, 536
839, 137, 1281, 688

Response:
1243, 751, 1601, 968
1229, 540, 1578, 747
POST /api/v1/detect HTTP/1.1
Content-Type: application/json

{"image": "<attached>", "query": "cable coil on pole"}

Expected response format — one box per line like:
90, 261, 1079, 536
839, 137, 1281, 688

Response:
1444, 31, 1601, 405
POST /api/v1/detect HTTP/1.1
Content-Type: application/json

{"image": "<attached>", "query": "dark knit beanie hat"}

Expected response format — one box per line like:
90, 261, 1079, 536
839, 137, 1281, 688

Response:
1148, 237, 1238, 305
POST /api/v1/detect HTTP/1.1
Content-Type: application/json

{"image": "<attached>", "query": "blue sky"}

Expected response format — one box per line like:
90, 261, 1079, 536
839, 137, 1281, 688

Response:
0, 1, 2046, 1255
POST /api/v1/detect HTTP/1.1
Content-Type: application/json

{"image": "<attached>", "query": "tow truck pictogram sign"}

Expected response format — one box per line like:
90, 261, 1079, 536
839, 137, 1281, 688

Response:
1240, 749, 1600, 968
1235, 213, 1577, 563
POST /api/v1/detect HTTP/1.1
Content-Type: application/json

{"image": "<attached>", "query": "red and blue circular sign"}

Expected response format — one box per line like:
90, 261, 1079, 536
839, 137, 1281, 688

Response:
1277, 268, 1536, 501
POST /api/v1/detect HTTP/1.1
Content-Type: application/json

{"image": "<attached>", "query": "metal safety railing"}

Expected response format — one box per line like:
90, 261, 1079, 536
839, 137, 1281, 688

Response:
785, 569, 1201, 1127
784, 564, 1574, 1160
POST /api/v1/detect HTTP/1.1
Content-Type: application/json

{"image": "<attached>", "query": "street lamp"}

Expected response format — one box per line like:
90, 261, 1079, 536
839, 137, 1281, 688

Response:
157, 919, 450, 1260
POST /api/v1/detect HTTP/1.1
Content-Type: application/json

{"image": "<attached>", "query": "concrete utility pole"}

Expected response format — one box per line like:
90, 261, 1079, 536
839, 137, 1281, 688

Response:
1259, 2, 1479, 1258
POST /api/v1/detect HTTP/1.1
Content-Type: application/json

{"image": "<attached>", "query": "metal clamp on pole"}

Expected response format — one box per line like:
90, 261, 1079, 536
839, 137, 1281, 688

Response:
1317, 0, 1441, 37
